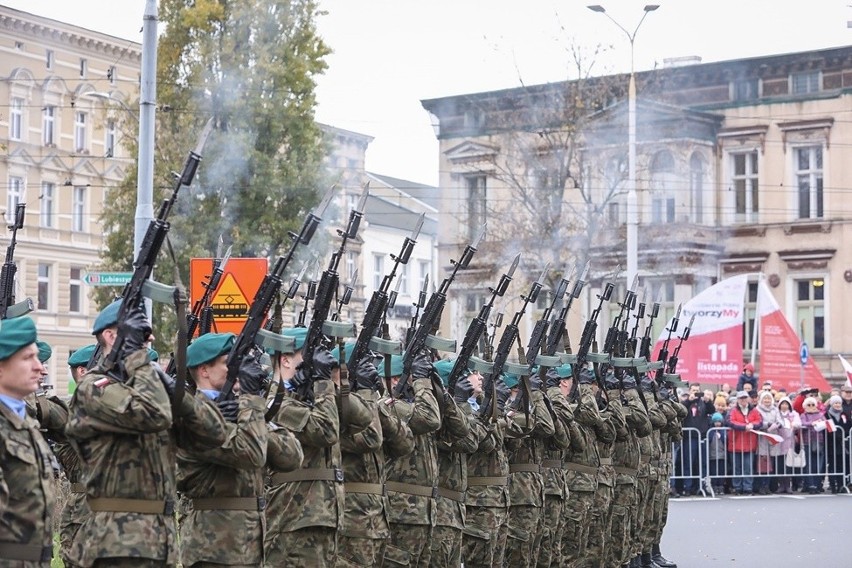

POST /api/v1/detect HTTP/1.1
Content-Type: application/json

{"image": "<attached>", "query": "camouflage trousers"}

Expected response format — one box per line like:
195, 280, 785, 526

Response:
92, 560, 171, 567
653, 473, 671, 546
637, 473, 660, 555
428, 525, 463, 567
504, 504, 542, 568
560, 490, 594, 568
384, 523, 431, 568
59, 492, 87, 567
461, 505, 507, 568
336, 536, 385, 567
579, 483, 613, 568
263, 526, 336, 567
633, 475, 654, 558
607, 483, 638, 567
535, 495, 565, 568
187, 563, 256, 567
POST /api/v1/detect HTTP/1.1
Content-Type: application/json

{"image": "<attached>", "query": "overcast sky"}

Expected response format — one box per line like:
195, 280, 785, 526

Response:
5, 0, 852, 185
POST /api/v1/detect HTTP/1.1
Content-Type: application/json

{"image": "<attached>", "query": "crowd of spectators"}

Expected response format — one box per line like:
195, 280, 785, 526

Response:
671, 364, 852, 496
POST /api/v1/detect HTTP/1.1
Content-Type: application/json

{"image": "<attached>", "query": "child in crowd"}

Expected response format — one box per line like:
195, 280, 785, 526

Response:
707, 412, 728, 495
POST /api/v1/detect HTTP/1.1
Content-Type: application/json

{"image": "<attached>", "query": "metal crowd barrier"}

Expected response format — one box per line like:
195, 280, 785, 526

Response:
667, 426, 852, 498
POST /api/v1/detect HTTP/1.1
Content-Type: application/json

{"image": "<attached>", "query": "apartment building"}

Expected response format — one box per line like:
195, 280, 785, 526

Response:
0, 5, 140, 392
422, 45, 852, 383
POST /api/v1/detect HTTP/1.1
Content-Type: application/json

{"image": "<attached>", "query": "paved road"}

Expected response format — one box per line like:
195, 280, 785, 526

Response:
660, 493, 852, 566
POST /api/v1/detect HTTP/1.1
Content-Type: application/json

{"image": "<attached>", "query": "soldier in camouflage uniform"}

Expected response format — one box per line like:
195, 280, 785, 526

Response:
176, 332, 284, 567
334, 343, 414, 567
382, 350, 442, 567
265, 328, 372, 567
65, 300, 228, 567
634, 374, 667, 568
503, 373, 555, 568
561, 369, 604, 568
429, 360, 482, 567
536, 365, 574, 568
461, 374, 514, 568
0, 317, 56, 567
607, 369, 652, 568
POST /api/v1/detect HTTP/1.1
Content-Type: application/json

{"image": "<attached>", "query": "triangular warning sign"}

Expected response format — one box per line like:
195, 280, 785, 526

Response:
211, 273, 250, 319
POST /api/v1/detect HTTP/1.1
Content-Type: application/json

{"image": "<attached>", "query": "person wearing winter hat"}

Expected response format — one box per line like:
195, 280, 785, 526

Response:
707, 412, 728, 495
753, 391, 782, 494
824, 395, 851, 493
774, 397, 801, 494
724, 391, 762, 495
799, 396, 826, 493
736, 363, 757, 392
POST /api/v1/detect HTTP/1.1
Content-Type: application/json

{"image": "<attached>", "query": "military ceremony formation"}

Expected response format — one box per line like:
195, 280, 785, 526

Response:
0, 126, 693, 568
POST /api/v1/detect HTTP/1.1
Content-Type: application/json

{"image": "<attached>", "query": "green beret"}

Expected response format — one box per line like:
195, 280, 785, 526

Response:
187, 333, 235, 368
388, 354, 404, 378
433, 359, 455, 387
36, 340, 52, 363
555, 363, 573, 378
68, 344, 97, 367
92, 299, 122, 335
503, 373, 519, 388
0, 317, 38, 361
281, 327, 308, 352
330, 342, 356, 363
148, 348, 159, 362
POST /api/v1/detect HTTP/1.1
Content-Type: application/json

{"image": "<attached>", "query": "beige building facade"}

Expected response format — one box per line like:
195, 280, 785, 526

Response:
423, 45, 852, 385
0, 5, 140, 392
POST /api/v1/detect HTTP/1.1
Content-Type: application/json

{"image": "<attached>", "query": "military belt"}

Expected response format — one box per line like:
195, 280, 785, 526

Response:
467, 476, 508, 487
563, 462, 597, 475
509, 463, 541, 474
87, 497, 175, 515
191, 496, 266, 511
599, 458, 613, 466
541, 459, 563, 468
270, 467, 344, 485
0, 542, 52, 562
614, 466, 639, 476
345, 482, 385, 495
385, 481, 437, 498
436, 487, 466, 502
69, 482, 86, 493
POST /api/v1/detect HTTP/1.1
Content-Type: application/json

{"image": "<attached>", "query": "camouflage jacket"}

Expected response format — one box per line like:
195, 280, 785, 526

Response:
564, 385, 603, 493
542, 387, 573, 498
385, 377, 441, 526
339, 390, 412, 540
266, 378, 371, 534
435, 398, 479, 530
658, 398, 684, 475
593, 393, 621, 488
0, 401, 56, 566
505, 389, 556, 507
608, 390, 650, 485
177, 393, 268, 567
639, 391, 667, 479
64, 348, 227, 566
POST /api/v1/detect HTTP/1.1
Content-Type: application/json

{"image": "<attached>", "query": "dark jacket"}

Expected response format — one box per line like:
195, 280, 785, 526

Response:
735, 372, 757, 392
681, 396, 713, 435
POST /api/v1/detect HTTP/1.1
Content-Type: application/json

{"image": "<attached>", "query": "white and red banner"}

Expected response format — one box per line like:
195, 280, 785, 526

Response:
653, 274, 748, 385
757, 280, 830, 393
837, 354, 852, 388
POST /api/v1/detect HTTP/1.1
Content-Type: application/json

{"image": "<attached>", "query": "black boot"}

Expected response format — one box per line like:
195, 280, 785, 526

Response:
652, 543, 677, 567
640, 552, 661, 568
629, 556, 641, 568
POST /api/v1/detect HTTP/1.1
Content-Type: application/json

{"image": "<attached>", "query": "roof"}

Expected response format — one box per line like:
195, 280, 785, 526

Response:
364, 194, 438, 236
366, 172, 439, 210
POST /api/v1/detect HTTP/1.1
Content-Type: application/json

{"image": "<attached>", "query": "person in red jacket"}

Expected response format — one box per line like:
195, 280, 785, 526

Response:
724, 391, 763, 495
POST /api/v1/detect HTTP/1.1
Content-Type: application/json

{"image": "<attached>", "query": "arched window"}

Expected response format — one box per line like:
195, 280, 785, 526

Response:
650, 150, 676, 223
690, 152, 705, 224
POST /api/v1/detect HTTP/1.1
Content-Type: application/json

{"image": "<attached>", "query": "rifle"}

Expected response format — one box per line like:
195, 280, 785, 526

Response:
395, 225, 485, 396
627, 287, 646, 357
348, 214, 423, 378
570, 279, 615, 395
102, 119, 214, 376
404, 273, 429, 349
0, 202, 33, 319
332, 269, 358, 321
654, 303, 682, 383
447, 253, 518, 397
666, 313, 695, 374
218, 187, 335, 400
522, 263, 570, 378
296, 261, 319, 327
508, 264, 550, 411
543, 261, 589, 358
638, 289, 663, 360
298, 184, 369, 387
482, 265, 548, 416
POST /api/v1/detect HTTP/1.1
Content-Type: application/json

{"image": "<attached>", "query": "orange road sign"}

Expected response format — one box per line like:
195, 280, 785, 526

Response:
189, 257, 268, 334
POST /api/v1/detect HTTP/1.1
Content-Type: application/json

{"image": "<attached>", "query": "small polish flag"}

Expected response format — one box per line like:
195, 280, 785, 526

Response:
838, 354, 852, 388
826, 419, 838, 433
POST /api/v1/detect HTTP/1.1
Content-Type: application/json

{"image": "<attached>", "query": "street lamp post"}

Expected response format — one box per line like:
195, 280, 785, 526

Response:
588, 4, 659, 287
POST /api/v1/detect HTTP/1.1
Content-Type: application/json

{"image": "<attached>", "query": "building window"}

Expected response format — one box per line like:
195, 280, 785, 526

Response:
399, 263, 409, 296
14, 41, 23, 50
732, 78, 759, 101
732, 151, 759, 223
345, 251, 356, 284
791, 71, 820, 94
650, 151, 676, 223
69, 267, 83, 313
796, 278, 825, 349
42, 106, 55, 146
372, 254, 384, 291
689, 153, 705, 224
40, 182, 54, 228
72, 186, 86, 232
419, 260, 430, 291
45, 49, 54, 70
108, 65, 117, 85
105, 119, 116, 158
743, 281, 758, 351
795, 146, 823, 219
37, 264, 50, 311
7, 176, 23, 225
9, 97, 23, 141
74, 112, 87, 152
465, 292, 483, 313
79, 58, 87, 79
466, 175, 486, 240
